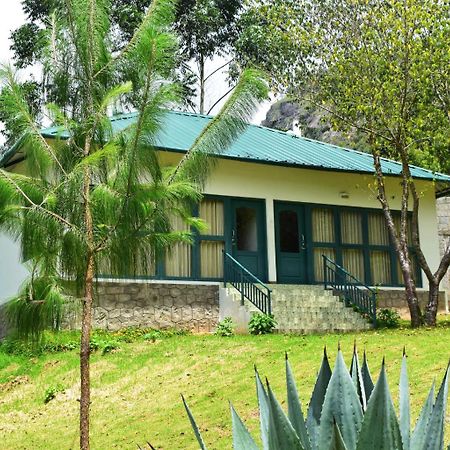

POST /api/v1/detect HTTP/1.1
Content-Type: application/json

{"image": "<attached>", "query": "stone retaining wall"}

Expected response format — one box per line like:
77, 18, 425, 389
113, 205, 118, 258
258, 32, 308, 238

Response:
89, 281, 220, 333
376, 289, 447, 318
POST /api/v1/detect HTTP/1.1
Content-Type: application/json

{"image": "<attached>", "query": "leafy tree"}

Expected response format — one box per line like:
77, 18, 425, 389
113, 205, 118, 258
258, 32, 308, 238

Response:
173, 0, 243, 114
7, 0, 247, 122
0, 1, 267, 449
240, 0, 450, 327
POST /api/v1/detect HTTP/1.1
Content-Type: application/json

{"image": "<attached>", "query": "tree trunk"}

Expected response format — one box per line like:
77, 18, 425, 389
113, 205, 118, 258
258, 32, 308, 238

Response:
401, 264, 422, 327
80, 251, 95, 450
424, 279, 439, 327
80, 149, 94, 449
199, 54, 205, 114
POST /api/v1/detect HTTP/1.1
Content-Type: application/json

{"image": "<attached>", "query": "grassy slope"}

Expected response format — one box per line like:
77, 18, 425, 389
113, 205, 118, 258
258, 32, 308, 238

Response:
0, 326, 449, 449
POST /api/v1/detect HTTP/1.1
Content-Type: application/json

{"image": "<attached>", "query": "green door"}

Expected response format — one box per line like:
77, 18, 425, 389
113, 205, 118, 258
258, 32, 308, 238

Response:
231, 199, 267, 281
275, 202, 308, 284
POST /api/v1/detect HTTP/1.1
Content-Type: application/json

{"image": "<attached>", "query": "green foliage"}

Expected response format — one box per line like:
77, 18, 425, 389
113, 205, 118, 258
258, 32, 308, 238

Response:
0, 0, 267, 343
248, 313, 277, 335
6, 269, 74, 342
183, 347, 450, 449
377, 309, 401, 329
0, 327, 188, 357
43, 383, 65, 404
214, 317, 235, 337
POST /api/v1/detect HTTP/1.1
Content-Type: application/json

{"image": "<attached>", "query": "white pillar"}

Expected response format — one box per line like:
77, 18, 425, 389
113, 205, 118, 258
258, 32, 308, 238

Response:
265, 198, 277, 282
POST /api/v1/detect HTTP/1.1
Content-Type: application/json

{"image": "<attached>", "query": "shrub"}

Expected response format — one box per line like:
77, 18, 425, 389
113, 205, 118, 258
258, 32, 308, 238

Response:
214, 317, 235, 337
183, 347, 449, 449
377, 308, 401, 328
44, 384, 65, 404
248, 313, 277, 335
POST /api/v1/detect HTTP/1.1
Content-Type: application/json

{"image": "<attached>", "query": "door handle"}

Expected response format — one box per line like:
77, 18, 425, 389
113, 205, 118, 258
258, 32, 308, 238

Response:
232, 229, 236, 246
300, 234, 306, 250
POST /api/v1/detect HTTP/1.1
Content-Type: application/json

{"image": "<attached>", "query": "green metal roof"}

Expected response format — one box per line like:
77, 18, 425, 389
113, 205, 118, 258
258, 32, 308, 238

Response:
2, 110, 450, 184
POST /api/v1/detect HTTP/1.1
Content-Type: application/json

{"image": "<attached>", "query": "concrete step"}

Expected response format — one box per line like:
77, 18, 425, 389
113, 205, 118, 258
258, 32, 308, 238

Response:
225, 284, 374, 333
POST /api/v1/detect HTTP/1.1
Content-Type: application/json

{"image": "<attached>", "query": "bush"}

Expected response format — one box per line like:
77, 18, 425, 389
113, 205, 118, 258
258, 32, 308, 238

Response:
248, 313, 277, 335
377, 308, 401, 328
44, 384, 65, 404
183, 347, 450, 449
214, 317, 235, 337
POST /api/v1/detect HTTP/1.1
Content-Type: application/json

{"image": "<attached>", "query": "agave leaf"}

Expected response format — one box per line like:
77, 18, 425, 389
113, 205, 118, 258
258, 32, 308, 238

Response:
350, 343, 367, 411
355, 360, 403, 450
255, 368, 272, 450
399, 350, 410, 450
286, 354, 311, 450
410, 381, 435, 450
329, 420, 349, 450
231, 403, 260, 450
422, 364, 449, 450
182, 395, 208, 450
266, 380, 305, 450
307, 346, 332, 448
318, 349, 363, 450
361, 350, 374, 401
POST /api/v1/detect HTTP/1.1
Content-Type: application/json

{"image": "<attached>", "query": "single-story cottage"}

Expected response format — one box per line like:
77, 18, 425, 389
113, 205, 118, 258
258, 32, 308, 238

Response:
1, 111, 449, 333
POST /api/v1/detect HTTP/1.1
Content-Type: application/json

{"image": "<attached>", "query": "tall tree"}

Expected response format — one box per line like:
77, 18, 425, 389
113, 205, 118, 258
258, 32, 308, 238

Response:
0, 1, 267, 449
173, 0, 243, 114
238, 0, 450, 327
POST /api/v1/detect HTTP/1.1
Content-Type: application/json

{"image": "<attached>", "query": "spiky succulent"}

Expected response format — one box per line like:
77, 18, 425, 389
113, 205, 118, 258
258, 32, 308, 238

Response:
183, 346, 449, 450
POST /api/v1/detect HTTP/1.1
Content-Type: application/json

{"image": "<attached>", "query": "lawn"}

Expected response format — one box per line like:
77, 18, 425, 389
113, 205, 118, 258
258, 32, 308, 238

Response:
0, 323, 449, 449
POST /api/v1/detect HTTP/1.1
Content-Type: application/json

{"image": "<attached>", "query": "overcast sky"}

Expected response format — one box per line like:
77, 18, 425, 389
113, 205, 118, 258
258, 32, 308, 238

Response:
0, 1, 25, 66
0, 1, 271, 125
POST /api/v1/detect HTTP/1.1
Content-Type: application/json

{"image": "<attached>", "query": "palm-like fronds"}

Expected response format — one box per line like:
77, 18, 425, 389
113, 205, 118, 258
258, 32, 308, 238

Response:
172, 68, 269, 185
0, 0, 267, 341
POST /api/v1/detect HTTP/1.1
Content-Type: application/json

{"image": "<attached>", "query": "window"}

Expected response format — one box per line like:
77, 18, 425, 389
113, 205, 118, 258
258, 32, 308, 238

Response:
279, 210, 300, 253
165, 214, 191, 278
199, 199, 225, 278
310, 205, 420, 287
312, 208, 336, 282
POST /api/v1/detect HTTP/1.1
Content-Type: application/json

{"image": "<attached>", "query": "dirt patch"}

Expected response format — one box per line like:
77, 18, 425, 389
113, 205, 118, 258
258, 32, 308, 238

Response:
44, 360, 60, 370
0, 375, 30, 393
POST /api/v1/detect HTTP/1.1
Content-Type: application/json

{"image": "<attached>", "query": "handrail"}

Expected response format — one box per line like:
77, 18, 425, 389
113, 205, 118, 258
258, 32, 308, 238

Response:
322, 255, 377, 326
223, 251, 272, 315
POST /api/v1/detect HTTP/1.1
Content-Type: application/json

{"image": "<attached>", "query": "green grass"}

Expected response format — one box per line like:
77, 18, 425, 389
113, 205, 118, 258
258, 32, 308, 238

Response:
0, 324, 449, 449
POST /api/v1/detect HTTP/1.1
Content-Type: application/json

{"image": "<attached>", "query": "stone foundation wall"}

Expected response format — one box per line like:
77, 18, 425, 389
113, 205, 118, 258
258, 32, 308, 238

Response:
376, 289, 447, 318
0, 303, 9, 339
89, 281, 220, 333
437, 197, 450, 294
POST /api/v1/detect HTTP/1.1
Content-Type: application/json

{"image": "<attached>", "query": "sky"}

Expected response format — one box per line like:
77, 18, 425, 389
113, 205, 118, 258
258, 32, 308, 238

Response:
0, 1, 271, 126
0, 1, 25, 67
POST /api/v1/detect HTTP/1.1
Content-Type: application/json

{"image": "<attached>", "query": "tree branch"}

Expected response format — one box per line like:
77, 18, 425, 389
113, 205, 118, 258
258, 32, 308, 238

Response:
204, 59, 234, 83
207, 84, 236, 115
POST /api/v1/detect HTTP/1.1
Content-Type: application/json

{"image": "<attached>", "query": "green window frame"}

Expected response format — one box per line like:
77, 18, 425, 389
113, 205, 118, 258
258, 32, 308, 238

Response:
305, 204, 422, 287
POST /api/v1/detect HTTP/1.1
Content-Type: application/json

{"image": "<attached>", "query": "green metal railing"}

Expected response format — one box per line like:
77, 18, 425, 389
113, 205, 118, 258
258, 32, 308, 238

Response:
223, 251, 272, 315
322, 255, 377, 326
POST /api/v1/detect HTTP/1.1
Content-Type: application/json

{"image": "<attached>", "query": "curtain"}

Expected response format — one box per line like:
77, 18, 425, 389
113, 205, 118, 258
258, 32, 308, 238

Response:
341, 210, 363, 244
165, 214, 191, 277
201, 241, 224, 278
393, 214, 413, 243
368, 213, 389, 245
370, 250, 391, 284
312, 208, 335, 243
200, 199, 224, 235
342, 249, 365, 280
314, 247, 336, 282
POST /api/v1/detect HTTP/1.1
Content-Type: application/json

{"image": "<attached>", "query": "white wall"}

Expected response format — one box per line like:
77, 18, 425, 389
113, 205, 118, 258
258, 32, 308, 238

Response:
0, 234, 28, 303
162, 152, 441, 287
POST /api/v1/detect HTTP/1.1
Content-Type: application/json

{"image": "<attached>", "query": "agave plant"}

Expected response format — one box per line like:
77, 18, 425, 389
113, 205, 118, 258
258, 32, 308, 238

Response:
183, 346, 449, 450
